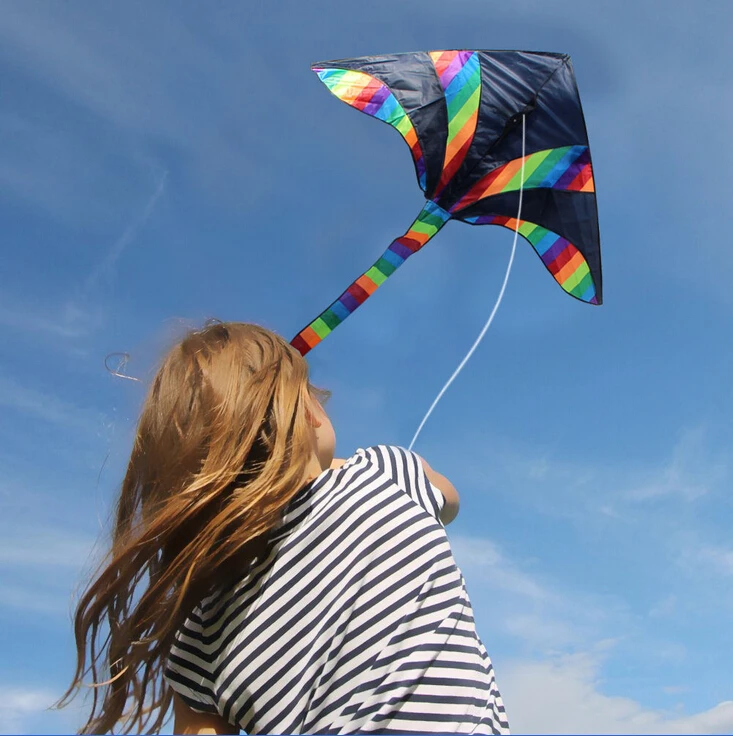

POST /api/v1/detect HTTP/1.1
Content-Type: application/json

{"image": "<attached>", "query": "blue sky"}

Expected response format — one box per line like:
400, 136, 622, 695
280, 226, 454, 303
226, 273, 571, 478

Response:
0, 1, 732, 733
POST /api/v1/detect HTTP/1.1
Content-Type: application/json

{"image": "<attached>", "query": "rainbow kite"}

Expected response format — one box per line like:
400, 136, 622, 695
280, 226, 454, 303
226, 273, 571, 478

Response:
292, 50, 602, 356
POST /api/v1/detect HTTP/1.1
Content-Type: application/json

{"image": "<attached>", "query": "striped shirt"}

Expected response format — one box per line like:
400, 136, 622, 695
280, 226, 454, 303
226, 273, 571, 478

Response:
166, 445, 509, 734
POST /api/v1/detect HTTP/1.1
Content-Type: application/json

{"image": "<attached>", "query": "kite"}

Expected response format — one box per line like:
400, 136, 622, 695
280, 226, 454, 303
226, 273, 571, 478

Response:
291, 50, 601, 446
292, 50, 601, 357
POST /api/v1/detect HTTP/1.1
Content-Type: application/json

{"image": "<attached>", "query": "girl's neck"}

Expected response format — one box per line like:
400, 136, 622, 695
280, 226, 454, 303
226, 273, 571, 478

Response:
306, 451, 329, 482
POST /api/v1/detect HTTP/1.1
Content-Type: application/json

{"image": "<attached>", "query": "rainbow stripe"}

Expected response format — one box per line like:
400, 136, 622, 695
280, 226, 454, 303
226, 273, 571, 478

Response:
429, 51, 481, 198
451, 146, 594, 212
466, 214, 597, 303
314, 68, 427, 191
292, 202, 451, 355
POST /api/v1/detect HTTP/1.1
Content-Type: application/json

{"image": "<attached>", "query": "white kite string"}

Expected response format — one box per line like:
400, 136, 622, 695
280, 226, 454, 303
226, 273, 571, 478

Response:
408, 113, 527, 452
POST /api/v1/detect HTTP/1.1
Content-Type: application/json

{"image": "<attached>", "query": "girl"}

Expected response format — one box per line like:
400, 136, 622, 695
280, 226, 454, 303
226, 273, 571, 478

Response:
61, 322, 508, 734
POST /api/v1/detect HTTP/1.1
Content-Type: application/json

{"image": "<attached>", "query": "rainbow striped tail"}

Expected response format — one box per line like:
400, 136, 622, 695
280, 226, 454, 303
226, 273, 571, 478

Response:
291, 201, 451, 355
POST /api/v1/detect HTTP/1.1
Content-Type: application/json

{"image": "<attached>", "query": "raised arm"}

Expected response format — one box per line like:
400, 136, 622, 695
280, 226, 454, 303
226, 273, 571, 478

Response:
416, 455, 460, 525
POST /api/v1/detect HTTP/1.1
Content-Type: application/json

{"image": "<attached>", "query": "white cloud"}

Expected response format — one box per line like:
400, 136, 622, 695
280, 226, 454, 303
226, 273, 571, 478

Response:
82, 169, 168, 297
451, 535, 552, 603
649, 594, 678, 619
0, 111, 118, 224
624, 427, 727, 503
450, 534, 628, 654
0, 526, 97, 570
0, 3, 280, 215
0, 522, 100, 617
0, 687, 56, 735
449, 534, 733, 734
0, 375, 106, 433
688, 544, 733, 578
457, 423, 727, 520
0, 584, 73, 618
0, 167, 167, 346
500, 651, 733, 735
0, 685, 85, 735
0, 296, 97, 341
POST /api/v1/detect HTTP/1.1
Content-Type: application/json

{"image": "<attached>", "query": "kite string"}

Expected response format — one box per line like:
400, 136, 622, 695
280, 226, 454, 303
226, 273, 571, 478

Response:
408, 113, 526, 452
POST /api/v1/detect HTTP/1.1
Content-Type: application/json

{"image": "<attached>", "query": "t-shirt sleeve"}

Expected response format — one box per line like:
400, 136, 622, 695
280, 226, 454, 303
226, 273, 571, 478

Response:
165, 609, 219, 715
368, 445, 446, 522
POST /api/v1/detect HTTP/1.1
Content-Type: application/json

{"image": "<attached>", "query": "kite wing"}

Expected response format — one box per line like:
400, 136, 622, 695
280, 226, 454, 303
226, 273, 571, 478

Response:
292, 50, 601, 356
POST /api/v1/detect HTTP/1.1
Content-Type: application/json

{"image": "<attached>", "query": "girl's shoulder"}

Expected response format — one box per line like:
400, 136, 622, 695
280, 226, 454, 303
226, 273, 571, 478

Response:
332, 445, 446, 522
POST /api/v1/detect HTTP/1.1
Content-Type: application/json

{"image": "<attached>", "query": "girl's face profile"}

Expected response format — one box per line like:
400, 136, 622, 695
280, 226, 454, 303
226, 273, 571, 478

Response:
309, 395, 336, 471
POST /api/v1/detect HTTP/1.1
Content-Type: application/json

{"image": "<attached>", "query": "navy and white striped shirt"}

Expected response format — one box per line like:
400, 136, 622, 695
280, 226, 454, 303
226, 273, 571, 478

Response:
166, 446, 509, 734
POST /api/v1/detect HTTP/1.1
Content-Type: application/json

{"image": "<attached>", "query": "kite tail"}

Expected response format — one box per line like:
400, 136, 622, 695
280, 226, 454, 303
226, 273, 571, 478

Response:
291, 201, 451, 356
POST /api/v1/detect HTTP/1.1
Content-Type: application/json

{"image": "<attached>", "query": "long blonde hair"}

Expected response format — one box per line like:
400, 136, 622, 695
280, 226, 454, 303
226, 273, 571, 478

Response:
59, 322, 322, 733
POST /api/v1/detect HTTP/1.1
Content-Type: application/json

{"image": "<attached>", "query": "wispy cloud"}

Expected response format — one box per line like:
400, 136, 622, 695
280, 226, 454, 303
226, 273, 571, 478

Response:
623, 427, 727, 503
0, 526, 96, 570
649, 594, 678, 619
457, 422, 727, 520
0, 684, 85, 735
0, 584, 73, 619
0, 375, 106, 433
82, 170, 168, 297
449, 533, 733, 733
0, 168, 167, 346
0, 3, 280, 213
451, 535, 551, 603
0, 298, 95, 341
0, 523, 99, 617
451, 534, 628, 653
500, 650, 733, 735
685, 543, 733, 579
0, 687, 56, 735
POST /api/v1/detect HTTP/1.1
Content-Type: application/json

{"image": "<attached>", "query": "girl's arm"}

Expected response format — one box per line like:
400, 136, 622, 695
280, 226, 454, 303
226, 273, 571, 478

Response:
417, 455, 460, 525
173, 693, 237, 734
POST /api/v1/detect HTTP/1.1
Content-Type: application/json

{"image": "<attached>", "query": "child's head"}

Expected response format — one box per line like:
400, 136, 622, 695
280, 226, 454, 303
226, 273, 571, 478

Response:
132, 320, 335, 512
62, 321, 334, 733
